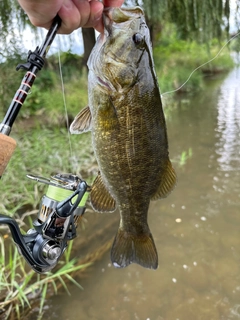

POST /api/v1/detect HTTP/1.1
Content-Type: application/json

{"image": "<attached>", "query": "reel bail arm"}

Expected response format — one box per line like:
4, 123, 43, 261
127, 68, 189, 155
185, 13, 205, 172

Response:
0, 173, 89, 274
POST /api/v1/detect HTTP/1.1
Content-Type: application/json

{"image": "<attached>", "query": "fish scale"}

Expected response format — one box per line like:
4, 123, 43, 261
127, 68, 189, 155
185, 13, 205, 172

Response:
70, 7, 176, 269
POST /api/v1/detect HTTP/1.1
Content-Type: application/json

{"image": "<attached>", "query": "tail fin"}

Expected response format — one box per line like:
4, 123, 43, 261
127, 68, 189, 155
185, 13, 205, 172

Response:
111, 228, 158, 270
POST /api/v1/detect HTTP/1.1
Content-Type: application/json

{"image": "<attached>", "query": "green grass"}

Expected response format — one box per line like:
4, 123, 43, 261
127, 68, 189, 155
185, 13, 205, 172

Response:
0, 235, 91, 320
0, 125, 94, 216
154, 32, 235, 95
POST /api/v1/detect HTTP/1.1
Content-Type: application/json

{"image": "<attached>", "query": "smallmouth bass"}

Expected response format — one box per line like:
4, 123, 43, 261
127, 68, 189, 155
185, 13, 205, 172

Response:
70, 7, 176, 269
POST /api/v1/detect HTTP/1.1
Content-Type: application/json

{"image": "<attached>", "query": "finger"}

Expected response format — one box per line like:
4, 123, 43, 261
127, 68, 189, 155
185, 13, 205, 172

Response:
72, 0, 91, 27
57, 0, 81, 34
103, 0, 124, 7
95, 0, 124, 32
84, 1, 103, 28
73, 0, 103, 28
94, 18, 104, 33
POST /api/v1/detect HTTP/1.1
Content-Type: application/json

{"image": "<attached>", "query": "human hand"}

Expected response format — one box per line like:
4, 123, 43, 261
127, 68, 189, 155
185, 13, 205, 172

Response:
17, 0, 124, 34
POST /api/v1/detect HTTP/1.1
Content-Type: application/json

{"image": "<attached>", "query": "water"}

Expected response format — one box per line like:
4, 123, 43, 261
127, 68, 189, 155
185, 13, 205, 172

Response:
42, 68, 240, 320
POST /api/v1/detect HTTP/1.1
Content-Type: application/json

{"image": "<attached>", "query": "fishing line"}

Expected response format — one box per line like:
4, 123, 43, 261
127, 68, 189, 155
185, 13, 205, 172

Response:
161, 31, 240, 97
58, 48, 73, 158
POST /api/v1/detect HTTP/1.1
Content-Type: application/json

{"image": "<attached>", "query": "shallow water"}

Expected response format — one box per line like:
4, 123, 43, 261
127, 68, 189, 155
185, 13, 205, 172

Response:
43, 68, 240, 320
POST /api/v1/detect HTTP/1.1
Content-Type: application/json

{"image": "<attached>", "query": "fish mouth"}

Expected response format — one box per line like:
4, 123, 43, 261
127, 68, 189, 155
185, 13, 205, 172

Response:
103, 7, 141, 35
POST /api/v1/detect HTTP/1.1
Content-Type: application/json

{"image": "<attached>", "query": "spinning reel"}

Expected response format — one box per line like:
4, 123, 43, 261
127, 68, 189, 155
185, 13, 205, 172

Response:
0, 17, 92, 273
0, 173, 90, 273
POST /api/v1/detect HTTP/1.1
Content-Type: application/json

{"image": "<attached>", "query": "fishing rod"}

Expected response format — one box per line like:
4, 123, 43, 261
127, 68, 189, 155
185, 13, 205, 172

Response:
0, 15, 61, 178
0, 17, 91, 273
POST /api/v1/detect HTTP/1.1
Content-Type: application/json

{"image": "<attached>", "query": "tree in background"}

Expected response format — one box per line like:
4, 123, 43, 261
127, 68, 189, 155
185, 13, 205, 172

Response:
140, 0, 232, 44
0, 0, 28, 59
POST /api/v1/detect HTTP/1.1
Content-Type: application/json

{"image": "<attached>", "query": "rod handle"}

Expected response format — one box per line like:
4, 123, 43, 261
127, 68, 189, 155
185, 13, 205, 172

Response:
0, 133, 17, 178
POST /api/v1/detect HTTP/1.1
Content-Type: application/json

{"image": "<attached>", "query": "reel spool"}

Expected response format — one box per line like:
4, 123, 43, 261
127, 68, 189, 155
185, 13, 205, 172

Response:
32, 173, 89, 232
0, 173, 89, 273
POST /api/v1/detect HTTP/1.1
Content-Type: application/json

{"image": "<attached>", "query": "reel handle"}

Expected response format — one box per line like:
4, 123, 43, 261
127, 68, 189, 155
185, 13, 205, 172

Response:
0, 133, 17, 178
0, 213, 47, 273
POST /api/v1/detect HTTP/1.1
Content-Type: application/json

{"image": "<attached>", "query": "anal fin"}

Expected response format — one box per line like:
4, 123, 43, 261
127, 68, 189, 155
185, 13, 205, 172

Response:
151, 159, 177, 200
70, 106, 92, 134
90, 173, 116, 213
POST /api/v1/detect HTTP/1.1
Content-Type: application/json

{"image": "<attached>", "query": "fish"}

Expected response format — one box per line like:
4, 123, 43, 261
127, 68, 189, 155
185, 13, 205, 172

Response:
70, 7, 176, 270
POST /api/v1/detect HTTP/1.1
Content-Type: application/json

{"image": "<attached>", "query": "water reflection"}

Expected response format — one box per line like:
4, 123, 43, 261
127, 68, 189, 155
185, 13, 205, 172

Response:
41, 69, 240, 320
216, 67, 240, 171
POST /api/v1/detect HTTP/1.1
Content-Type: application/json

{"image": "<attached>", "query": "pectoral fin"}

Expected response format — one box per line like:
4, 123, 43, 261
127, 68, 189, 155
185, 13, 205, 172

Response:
151, 159, 177, 200
90, 173, 116, 213
70, 106, 92, 134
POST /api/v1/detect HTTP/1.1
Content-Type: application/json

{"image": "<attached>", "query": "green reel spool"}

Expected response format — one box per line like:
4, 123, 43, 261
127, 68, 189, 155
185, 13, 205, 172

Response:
28, 173, 90, 224
46, 184, 89, 207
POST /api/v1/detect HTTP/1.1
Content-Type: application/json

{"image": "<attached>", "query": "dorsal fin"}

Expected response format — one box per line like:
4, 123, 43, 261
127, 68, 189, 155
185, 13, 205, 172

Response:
90, 173, 116, 213
70, 106, 92, 134
151, 159, 177, 200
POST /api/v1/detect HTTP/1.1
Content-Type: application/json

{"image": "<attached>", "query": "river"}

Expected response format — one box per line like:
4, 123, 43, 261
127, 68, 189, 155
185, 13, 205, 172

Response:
41, 67, 240, 320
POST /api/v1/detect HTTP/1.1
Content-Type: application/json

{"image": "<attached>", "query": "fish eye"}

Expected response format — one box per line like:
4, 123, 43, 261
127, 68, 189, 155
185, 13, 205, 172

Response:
132, 33, 144, 46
